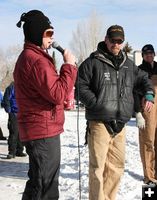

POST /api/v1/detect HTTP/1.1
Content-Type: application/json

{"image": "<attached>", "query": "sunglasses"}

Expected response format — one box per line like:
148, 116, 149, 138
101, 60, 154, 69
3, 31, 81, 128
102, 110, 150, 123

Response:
43, 30, 54, 38
109, 38, 123, 44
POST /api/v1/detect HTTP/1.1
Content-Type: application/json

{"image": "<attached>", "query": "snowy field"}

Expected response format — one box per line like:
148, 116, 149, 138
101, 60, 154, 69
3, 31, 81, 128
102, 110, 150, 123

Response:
0, 108, 144, 200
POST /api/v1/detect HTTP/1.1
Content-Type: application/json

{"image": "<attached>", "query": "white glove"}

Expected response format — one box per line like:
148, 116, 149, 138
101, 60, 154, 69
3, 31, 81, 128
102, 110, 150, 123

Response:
135, 112, 145, 129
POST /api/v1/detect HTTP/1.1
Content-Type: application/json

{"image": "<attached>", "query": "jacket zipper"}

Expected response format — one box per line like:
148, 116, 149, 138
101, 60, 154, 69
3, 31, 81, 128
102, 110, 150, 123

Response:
51, 107, 55, 120
116, 71, 120, 118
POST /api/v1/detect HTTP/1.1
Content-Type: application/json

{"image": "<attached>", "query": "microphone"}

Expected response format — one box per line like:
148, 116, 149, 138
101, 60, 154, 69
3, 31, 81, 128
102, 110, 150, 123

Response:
51, 41, 64, 54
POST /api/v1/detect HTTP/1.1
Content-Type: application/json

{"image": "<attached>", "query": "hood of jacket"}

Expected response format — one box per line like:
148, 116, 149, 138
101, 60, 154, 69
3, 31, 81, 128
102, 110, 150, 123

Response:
90, 41, 126, 70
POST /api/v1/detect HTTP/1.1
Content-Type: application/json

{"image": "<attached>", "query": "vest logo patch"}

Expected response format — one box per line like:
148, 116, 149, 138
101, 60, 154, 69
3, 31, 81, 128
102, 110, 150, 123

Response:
104, 72, 110, 80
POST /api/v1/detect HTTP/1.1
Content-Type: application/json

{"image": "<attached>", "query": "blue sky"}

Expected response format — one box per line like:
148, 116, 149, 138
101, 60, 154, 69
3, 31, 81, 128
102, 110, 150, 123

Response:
0, 0, 157, 52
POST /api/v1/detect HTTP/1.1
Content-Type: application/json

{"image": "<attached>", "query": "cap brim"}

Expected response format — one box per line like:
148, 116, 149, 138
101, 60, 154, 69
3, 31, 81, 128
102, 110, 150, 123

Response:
143, 50, 154, 54
108, 32, 124, 40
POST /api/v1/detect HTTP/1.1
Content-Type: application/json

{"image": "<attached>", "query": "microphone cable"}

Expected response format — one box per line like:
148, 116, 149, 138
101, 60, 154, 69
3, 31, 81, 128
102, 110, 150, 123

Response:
51, 43, 82, 199
76, 68, 82, 200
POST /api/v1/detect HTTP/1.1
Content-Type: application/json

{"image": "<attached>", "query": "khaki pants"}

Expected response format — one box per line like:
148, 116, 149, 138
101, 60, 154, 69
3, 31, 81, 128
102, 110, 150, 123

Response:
139, 75, 157, 182
88, 121, 125, 200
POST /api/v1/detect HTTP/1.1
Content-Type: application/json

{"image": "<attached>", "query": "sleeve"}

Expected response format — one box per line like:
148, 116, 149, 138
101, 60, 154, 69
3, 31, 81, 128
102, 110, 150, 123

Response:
134, 66, 154, 97
0, 91, 3, 103
75, 59, 98, 109
30, 58, 78, 105
2, 86, 11, 113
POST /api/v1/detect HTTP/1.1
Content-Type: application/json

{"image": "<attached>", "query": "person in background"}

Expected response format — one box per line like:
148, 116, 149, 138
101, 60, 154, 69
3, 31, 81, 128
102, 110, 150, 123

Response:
2, 81, 26, 159
14, 10, 77, 200
75, 25, 154, 200
0, 89, 3, 104
64, 87, 75, 110
138, 44, 157, 185
0, 89, 7, 140
0, 127, 6, 140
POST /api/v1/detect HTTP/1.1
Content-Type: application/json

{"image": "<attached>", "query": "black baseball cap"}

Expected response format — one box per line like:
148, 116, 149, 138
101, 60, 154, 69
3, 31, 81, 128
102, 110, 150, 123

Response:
142, 44, 155, 55
106, 25, 125, 41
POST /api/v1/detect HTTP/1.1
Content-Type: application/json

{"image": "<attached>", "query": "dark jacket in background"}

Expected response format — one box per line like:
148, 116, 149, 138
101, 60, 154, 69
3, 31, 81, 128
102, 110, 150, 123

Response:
2, 82, 24, 155
139, 60, 157, 78
133, 60, 157, 113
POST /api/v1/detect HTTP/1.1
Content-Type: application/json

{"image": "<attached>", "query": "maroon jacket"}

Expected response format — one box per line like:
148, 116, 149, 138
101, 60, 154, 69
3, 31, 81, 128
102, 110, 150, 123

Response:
13, 42, 77, 142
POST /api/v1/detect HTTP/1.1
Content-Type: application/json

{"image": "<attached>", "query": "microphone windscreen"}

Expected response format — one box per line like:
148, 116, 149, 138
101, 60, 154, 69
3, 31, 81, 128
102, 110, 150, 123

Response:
52, 41, 59, 49
51, 41, 64, 54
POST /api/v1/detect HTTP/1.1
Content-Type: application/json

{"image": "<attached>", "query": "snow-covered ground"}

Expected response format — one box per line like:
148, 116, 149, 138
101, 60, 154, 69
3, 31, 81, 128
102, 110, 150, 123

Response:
0, 108, 144, 200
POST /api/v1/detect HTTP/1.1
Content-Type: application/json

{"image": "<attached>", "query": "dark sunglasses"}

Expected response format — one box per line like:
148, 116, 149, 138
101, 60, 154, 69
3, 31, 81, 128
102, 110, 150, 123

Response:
109, 38, 123, 44
43, 30, 54, 38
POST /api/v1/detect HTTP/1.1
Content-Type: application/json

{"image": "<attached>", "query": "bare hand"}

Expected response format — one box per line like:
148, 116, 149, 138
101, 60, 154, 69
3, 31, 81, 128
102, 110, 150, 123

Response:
143, 100, 154, 112
63, 49, 76, 66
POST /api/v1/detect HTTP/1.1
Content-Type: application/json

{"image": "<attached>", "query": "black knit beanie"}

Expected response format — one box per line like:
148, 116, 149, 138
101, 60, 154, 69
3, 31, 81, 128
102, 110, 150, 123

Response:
16, 10, 53, 46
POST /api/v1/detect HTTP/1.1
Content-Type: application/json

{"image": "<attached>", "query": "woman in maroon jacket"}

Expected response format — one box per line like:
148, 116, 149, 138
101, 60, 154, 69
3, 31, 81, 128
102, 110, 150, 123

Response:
14, 10, 77, 200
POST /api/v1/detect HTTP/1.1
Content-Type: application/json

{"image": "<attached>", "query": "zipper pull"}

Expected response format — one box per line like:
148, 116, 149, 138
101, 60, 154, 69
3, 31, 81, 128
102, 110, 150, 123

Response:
117, 71, 119, 79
